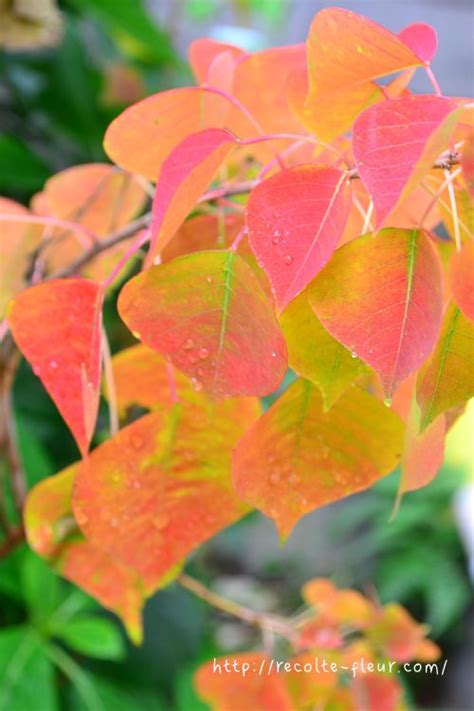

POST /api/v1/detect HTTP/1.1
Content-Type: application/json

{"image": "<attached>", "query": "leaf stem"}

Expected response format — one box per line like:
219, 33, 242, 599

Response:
177, 572, 295, 641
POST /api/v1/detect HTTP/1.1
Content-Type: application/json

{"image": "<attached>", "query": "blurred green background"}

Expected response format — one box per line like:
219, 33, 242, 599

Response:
1, 1, 472, 710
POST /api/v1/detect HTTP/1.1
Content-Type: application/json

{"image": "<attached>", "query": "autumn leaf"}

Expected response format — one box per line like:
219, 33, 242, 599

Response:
8, 279, 103, 456
391, 376, 445, 506
417, 303, 474, 431
353, 95, 459, 225
308, 229, 444, 396
147, 128, 238, 265
24, 465, 145, 644
104, 87, 252, 180
279, 291, 369, 410
461, 132, 474, 197
246, 166, 351, 311
195, 653, 295, 711
189, 37, 246, 84
72, 398, 258, 592
367, 603, 437, 663
232, 379, 403, 538
398, 22, 438, 63
449, 240, 474, 320
43, 163, 147, 236
302, 7, 423, 140
118, 250, 287, 399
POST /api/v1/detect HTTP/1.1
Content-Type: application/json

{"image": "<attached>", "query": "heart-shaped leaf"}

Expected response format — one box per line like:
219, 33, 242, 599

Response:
308, 229, 444, 396
8, 279, 103, 455
232, 379, 403, 538
246, 166, 351, 311
118, 250, 287, 398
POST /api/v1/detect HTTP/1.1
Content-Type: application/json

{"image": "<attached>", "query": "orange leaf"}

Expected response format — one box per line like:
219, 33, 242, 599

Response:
232, 379, 403, 538
104, 87, 251, 180
308, 229, 444, 396
73, 398, 258, 592
24, 465, 145, 643
189, 38, 246, 84
161, 213, 244, 262
147, 128, 238, 264
8, 279, 103, 455
367, 603, 430, 663
118, 250, 287, 399
302, 8, 423, 140
195, 653, 295, 711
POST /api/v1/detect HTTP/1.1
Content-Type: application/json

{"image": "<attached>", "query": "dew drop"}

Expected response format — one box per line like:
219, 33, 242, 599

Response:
110, 517, 119, 528
75, 509, 88, 527
197, 367, 204, 377
50, 360, 58, 370
132, 479, 142, 489
131, 330, 141, 339
384, 397, 393, 408
206, 276, 213, 284
350, 351, 358, 359
272, 235, 280, 245
269, 471, 280, 484
198, 347, 209, 360
190, 377, 202, 391
183, 338, 194, 350
188, 354, 198, 364
130, 434, 144, 449
271, 351, 277, 358
283, 254, 293, 266
154, 512, 169, 530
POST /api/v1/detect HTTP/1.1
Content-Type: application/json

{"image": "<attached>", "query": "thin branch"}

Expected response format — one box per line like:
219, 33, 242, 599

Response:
0, 346, 25, 514
177, 572, 296, 642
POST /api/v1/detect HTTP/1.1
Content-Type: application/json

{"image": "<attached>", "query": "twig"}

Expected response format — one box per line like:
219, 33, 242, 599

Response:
177, 572, 296, 642
0, 345, 25, 514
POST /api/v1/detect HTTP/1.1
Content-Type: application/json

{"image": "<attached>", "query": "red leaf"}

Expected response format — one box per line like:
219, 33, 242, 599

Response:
246, 167, 351, 311
398, 23, 438, 63
232, 379, 403, 538
147, 128, 237, 265
461, 132, 474, 197
8, 279, 103, 455
118, 250, 287, 399
73, 400, 258, 592
353, 95, 459, 225
449, 240, 474, 320
308, 229, 444, 396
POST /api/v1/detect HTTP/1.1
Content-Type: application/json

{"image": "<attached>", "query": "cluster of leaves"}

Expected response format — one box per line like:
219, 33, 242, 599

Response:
0, 7, 473, 707
196, 577, 440, 711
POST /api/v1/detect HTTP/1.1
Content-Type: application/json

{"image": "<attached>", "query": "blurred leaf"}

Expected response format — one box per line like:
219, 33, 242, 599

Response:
68, 0, 174, 64
175, 666, 210, 711
21, 553, 60, 624
0, 135, 49, 193
15, 414, 54, 487
45, 644, 104, 711
55, 616, 125, 660
67, 672, 169, 711
0, 627, 57, 711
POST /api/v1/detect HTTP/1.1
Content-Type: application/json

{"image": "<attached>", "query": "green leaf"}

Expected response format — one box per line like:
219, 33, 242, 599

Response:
69, 0, 175, 64
21, 553, 60, 624
0, 628, 57, 711
0, 135, 49, 193
55, 616, 125, 660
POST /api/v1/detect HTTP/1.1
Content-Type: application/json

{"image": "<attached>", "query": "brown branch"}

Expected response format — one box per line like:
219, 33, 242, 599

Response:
177, 572, 296, 642
0, 524, 25, 558
0, 343, 25, 515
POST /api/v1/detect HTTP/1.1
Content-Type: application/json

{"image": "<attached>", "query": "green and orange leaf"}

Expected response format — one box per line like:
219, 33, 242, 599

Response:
308, 229, 444, 396
118, 250, 287, 399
